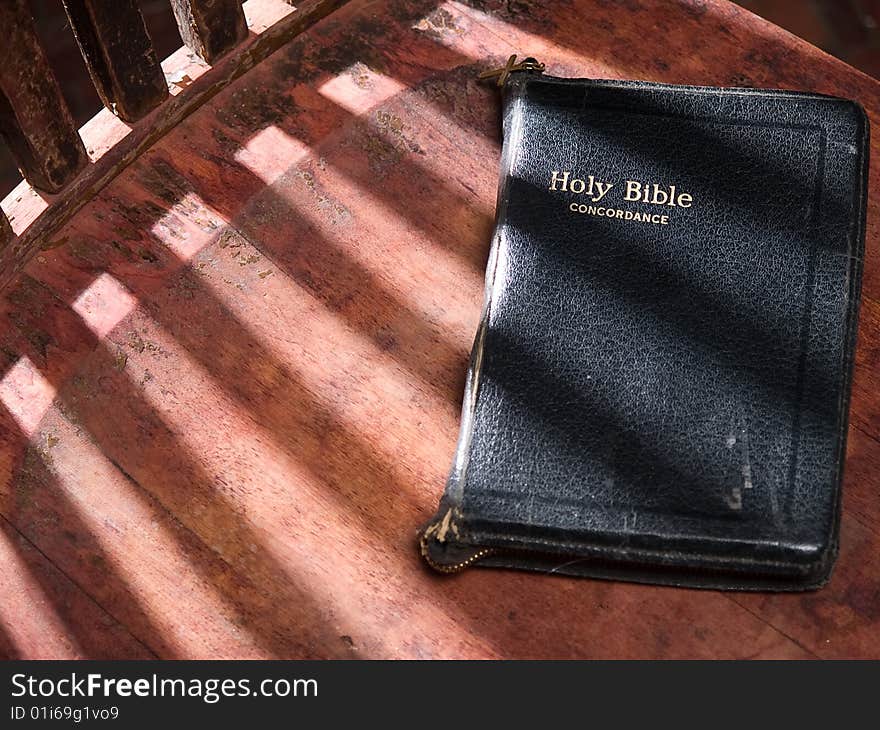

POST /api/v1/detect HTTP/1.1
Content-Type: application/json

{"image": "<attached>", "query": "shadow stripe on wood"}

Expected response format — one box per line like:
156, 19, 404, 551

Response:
0, 510, 156, 659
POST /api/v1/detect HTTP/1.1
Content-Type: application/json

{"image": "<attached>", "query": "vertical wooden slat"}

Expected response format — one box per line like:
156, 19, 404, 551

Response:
170, 0, 249, 64
62, 0, 169, 123
0, 211, 13, 250
0, 0, 88, 194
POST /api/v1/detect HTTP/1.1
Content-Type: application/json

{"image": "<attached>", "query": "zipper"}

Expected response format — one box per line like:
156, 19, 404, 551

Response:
417, 507, 599, 575
419, 535, 497, 574
478, 54, 545, 86
419, 507, 499, 574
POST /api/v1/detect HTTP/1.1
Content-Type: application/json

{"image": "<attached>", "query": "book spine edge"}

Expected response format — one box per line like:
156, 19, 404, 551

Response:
418, 80, 528, 550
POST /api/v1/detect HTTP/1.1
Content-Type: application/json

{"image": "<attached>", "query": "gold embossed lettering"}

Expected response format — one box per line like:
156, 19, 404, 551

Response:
549, 170, 570, 191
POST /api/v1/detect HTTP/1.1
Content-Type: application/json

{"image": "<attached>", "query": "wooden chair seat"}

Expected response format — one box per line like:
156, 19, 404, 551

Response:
0, 0, 878, 658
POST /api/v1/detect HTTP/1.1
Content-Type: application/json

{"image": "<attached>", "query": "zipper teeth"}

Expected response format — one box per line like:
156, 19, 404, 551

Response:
419, 535, 497, 574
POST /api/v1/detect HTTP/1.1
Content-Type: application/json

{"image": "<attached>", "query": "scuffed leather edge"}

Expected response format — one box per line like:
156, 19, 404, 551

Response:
418, 77, 530, 570
815, 97, 870, 588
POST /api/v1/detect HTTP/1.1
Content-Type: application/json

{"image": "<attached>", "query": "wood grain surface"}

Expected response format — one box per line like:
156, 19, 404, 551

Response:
0, 0, 878, 659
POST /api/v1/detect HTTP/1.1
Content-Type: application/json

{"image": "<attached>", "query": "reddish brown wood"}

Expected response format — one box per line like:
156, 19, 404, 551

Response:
0, 512, 154, 660
62, 0, 169, 123
0, 0, 88, 193
0, 212, 11, 251
171, 0, 249, 64
0, 0, 878, 659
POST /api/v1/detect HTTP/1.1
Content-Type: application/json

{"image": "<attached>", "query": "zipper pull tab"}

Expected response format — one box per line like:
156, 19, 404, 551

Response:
478, 55, 545, 87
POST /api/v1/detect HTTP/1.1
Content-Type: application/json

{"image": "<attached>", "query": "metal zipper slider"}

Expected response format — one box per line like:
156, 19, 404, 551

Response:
478, 54, 545, 86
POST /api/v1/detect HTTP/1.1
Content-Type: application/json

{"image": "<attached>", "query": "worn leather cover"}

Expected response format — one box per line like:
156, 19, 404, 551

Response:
420, 73, 869, 590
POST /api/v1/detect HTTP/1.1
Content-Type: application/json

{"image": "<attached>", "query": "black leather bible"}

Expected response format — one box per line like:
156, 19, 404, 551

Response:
420, 62, 869, 590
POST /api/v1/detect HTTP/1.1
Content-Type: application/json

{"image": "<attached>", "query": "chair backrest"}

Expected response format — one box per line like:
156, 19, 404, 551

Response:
0, 0, 346, 292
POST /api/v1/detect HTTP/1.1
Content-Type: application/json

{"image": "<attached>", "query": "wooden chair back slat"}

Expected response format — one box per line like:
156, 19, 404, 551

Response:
61, 0, 169, 123
0, 211, 12, 251
170, 0, 249, 64
0, 0, 88, 194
